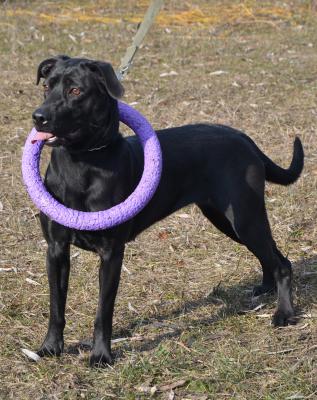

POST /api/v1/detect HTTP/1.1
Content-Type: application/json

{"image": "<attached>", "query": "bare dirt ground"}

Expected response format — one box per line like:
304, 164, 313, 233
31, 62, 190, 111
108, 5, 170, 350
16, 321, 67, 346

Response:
0, 1, 316, 399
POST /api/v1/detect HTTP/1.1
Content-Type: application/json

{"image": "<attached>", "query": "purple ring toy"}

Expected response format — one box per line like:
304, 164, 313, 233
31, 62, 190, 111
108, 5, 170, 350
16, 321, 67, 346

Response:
22, 101, 162, 230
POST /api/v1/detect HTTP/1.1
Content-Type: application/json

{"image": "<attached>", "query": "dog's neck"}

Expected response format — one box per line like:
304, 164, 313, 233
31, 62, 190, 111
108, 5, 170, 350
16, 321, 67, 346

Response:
66, 99, 122, 154
86, 118, 121, 153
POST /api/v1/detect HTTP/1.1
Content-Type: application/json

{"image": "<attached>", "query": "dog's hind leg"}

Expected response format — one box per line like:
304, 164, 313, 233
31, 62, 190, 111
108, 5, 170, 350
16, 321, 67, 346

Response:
198, 173, 294, 326
198, 202, 276, 296
234, 207, 294, 326
226, 162, 294, 325
253, 240, 293, 296
198, 203, 242, 244
90, 244, 125, 367
38, 242, 70, 357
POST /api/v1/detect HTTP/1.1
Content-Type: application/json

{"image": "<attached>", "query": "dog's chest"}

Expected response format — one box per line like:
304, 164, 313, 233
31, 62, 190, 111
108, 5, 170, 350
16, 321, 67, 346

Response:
46, 148, 118, 209
44, 160, 119, 252
46, 161, 90, 211
42, 146, 134, 251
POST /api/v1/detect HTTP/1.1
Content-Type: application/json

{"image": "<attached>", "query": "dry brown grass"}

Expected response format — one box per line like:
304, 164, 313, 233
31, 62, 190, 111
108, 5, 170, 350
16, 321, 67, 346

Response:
0, 1, 316, 399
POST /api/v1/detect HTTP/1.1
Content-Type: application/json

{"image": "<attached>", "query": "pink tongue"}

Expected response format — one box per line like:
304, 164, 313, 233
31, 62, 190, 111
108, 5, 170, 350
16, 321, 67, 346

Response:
31, 131, 54, 144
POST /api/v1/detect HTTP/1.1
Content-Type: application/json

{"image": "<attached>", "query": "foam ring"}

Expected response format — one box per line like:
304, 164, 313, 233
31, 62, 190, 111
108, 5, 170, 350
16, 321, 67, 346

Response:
22, 101, 162, 230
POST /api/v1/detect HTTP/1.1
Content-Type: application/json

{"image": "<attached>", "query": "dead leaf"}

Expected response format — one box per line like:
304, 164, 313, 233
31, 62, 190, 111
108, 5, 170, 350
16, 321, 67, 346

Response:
70, 251, 80, 259
122, 264, 132, 275
158, 231, 170, 240
25, 277, 40, 286
209, 70, 228, 75
128, 302, 138, 313
167, 390, 175, 400
177, 213, 190, 219
136, 379, 156, 394
111, 337, 129, 344
159, 379, 187, 392
0, 267, 16, 272
256, 313, 271, 318
241, 303, 267, 313
21, 348, 41, 362
160, 71, 178, 77
285, 394, 306, 400
267, 348, 296, 355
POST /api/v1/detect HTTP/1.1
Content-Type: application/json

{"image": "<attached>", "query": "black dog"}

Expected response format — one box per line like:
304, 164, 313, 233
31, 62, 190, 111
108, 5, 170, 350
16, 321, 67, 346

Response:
31, 55, 304, 367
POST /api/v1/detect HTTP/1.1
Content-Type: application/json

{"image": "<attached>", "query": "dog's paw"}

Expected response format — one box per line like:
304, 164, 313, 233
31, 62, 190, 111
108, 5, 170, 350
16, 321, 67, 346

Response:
272, 309, 295, 327
89, 349, 113, 368
252, 282, 275, 297
37, 339, 64, 357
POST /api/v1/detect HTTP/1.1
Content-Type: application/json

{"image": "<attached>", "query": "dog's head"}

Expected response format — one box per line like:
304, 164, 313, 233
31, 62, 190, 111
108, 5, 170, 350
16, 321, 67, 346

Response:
32, 55, 124, 151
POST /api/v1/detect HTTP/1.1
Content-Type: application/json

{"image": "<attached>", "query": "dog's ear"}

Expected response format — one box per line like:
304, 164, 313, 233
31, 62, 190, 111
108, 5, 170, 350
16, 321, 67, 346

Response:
36, 55, 70, 85
87, 61, 124, 99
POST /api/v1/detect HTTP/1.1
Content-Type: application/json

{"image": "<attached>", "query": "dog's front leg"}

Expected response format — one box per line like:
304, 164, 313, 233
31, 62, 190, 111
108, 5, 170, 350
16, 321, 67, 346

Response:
90, 244, 124, 367
38, 242, 70, 357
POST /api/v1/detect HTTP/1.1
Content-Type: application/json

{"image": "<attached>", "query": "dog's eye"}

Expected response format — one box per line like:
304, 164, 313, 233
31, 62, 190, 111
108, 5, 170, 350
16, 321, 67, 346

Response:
69, 87, 81, 96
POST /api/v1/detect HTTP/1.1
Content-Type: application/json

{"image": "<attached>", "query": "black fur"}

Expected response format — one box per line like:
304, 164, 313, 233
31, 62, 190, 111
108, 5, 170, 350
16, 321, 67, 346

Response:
32, 56, 304, 367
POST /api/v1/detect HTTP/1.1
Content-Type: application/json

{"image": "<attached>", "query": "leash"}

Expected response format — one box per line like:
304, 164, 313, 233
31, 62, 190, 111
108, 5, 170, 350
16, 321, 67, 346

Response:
116, 0, 164, 81
86, 0, 163, 153
88, 0, 164, 152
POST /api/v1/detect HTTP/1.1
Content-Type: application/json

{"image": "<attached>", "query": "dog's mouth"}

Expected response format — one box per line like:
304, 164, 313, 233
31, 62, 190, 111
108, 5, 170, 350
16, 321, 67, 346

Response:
31, 131, 59, 146
31, 127, 96, 151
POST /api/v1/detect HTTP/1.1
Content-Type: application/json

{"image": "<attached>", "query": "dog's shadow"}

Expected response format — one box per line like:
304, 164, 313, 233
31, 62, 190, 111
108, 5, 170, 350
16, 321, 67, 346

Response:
65, 255, 317, 359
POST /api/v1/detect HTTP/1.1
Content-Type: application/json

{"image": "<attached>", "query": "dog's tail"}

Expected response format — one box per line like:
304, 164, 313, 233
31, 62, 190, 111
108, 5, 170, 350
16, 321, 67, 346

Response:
254, 137, 304, 185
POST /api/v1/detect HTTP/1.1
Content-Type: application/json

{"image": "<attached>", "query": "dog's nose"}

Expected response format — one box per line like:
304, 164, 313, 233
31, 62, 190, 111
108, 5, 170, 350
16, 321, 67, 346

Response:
32, 109, 49, 128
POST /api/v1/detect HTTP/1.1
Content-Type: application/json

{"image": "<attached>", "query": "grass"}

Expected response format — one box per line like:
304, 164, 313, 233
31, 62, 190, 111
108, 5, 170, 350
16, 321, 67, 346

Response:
0, 0, 317, 399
